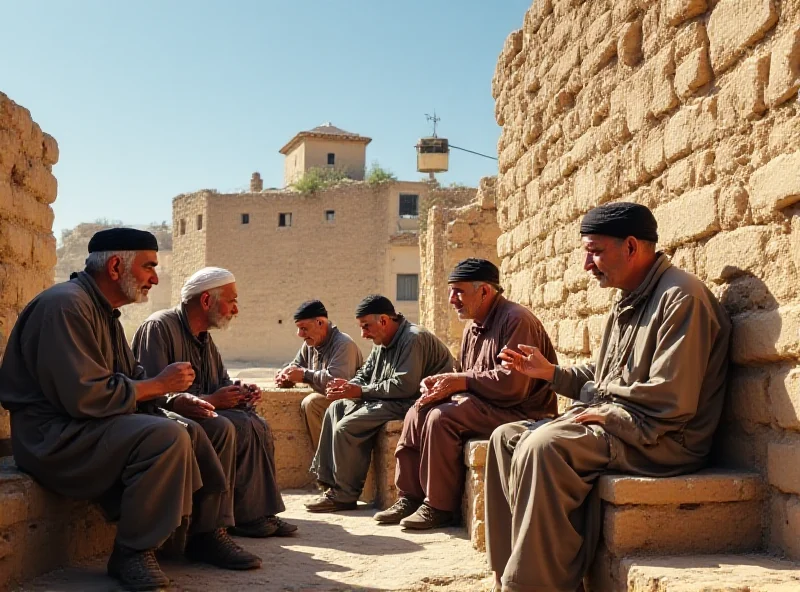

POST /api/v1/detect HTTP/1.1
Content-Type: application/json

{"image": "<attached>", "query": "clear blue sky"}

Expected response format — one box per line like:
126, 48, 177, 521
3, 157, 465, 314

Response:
2, 1, 530, 239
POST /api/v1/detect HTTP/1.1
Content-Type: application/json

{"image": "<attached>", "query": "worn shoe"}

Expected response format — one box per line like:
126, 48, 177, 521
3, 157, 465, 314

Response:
373, 496, 422, 524
107, 543, 170, 591
400, 503, 455, 530
305, 491, 358, 513
265, 515, 298, 536
185, 528, 262, 570
229, 515, 279, 538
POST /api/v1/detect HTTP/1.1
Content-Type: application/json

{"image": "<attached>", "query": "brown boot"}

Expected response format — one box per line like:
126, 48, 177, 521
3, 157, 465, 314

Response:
107, 542, 170, 591
399, 503, 455, 530
305, 490, 357, 513
185, 528, 262, 570
265, 515, 298, 536
373, 497, 422, 524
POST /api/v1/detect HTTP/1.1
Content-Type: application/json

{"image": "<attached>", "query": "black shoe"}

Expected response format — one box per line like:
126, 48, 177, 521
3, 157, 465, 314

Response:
400, 503, 455, 530
373, 497, 422, 524
107, 542, 170, 591
185, 528, 262, 570
229, 515, 279, 538
265, 515, 298, 536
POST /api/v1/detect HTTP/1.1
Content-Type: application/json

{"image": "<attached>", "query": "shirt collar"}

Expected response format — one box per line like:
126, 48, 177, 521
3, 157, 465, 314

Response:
71, 271, 121, 319
616, 253, 672, 311
384, 315, 408, 350
177, 303, 208, 346
469, 294, 506, 336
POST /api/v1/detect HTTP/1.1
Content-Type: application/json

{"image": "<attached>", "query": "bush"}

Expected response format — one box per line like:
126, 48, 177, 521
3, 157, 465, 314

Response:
366, 162, 397, 186
292, 167, 348, 194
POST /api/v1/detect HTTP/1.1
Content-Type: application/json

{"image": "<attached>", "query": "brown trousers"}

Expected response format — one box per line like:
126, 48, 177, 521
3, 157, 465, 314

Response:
395, 393, 527, 512
484, 417, 610, 592
301, 392, 332, 451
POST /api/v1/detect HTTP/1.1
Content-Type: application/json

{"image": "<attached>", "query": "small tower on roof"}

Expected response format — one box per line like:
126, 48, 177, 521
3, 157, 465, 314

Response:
279, 123, 372, 186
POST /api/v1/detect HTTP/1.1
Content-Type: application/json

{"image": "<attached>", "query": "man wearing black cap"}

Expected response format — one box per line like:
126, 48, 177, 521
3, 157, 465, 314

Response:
487, 203, 731, 592
275, 300, 363, 450
0, 229, 261, 591
305, 295, 454, 513
375, 258, 557, 530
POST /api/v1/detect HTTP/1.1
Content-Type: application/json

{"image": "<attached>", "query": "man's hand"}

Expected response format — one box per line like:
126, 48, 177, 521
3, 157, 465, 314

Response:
572, 404, 613, 427
242, 383, 262, 405
416, 374, 467, 409
420, 375, 438, 397
275, 366, 303, 388
172, 393, 217, 420
498, 344, 556, 382
325, 378, 362, 402
157, 362, 196, 393
203, 385, 246, 410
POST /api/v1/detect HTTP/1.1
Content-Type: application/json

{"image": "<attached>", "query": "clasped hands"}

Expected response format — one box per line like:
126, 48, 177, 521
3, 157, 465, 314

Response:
275, 365, 304, 388
172, 382, 262, 420
325, 378, 362, 401
415, 373, 467, 409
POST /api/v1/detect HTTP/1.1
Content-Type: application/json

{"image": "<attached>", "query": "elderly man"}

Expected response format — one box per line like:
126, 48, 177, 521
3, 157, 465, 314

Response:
133, 267, 296, 538
375, 259, 557, 530
488, 203, 731, 592
305, 294, 454, 513
0, 229, 261, 592
275, 300, 363, 449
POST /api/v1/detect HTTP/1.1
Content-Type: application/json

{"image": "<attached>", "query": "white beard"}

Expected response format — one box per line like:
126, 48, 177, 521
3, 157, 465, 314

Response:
121, 271, 148, 304
208, 307, 232, 330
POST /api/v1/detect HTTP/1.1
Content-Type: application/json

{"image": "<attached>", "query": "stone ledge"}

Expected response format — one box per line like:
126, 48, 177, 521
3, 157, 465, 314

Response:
599, 469, 762, 505
0, 457, 116, 590
621, 554, 800, 592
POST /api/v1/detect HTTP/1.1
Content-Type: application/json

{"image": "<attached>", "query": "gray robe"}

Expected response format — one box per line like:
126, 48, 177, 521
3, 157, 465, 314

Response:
311, 317, 455, 503
133, 305, 284, 522
485, 255, 732, 592
289, 323, 363, 394
0, 273, 230, 550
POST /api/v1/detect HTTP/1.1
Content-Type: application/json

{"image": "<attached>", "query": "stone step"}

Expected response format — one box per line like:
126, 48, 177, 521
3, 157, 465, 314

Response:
0, 457, 115, 590
463, 439, 763, 557
595, 553, 800, 591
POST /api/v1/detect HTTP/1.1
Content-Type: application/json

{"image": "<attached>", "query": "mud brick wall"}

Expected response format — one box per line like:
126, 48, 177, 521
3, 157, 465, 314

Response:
492, 0, 800, 558
0, 92, 59, 453
420, 177, 501, 356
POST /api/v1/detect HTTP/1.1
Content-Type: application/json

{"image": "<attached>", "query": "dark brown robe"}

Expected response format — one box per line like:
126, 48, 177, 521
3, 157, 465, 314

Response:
0, 272, 230, 550
133, 305, 284, 522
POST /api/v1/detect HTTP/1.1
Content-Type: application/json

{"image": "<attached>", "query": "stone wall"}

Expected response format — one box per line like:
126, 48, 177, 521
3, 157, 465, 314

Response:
172, 182, 475, 364
493, 0, 800, 559
0, 92, 59, 453
420, 177, 500, 355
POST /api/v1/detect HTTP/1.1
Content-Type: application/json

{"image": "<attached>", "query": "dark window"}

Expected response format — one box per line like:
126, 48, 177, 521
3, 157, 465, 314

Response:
399, 194, 419, 217
327, 153, 335, 165
179, 219, 186, 235
279, 212, 292, 227
397, 274, 419, 301
196, 214, 203, 230
241, 213, 250, 224
325, 210, 335, 222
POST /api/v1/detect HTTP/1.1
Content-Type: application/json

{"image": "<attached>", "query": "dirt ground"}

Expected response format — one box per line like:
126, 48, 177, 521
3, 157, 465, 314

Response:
20, 491, 493, 592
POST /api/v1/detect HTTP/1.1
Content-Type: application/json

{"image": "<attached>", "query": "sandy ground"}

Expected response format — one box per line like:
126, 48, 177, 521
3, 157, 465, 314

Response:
20, 491, 493, 592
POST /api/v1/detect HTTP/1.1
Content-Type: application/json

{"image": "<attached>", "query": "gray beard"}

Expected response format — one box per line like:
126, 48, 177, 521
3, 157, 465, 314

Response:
208, 307, 231, 330
121, 272, 148, 304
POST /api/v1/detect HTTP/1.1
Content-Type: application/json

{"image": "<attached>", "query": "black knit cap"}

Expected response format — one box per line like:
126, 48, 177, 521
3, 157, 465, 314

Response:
293, 299, 328, 321
88, 228, 159, 253
580, 202, 658, 242
355, 294, 396, 318
448, 258, 502, 291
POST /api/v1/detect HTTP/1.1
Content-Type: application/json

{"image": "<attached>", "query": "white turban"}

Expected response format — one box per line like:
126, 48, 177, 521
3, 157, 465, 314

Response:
181, 267, 236, 303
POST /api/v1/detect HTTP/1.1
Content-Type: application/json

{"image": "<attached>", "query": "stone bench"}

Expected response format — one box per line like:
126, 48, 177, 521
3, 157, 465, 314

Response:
0, 457, 116, 590
463, 440, 763, 562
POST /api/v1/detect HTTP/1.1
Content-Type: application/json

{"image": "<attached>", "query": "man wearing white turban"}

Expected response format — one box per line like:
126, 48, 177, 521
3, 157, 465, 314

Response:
133, 267, 296, 538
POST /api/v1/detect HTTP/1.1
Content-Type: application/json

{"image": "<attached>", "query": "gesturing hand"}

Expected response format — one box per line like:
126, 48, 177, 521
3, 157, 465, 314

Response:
415, 374, 467, 409
325, 378, 362, 402
498, 344, 556, 382
204, 385, 246, 410
172, 393, 217, 420
157, 362, 196, 393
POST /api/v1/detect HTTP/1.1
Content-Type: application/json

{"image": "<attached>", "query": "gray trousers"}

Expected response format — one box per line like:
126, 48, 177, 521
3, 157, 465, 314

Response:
485, 417, 610, 592
206, 408, 284, 523
311, 398, 412, 503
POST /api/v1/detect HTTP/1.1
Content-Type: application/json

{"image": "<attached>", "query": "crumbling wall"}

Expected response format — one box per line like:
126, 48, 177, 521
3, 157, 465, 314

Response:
420, 177, 500, 355
493, 0, 800, 559
0, 92, 59, 451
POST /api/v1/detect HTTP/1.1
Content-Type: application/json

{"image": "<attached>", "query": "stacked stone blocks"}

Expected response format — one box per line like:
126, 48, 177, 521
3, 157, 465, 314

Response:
493, 0, 800, 563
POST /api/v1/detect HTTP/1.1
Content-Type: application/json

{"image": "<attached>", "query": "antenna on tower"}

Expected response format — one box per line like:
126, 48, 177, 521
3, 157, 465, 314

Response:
425, 111, 441, 138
